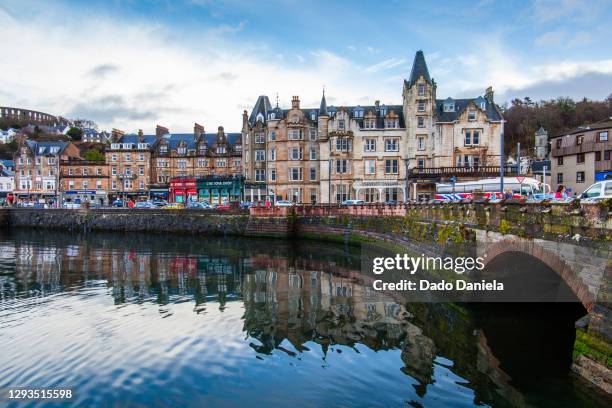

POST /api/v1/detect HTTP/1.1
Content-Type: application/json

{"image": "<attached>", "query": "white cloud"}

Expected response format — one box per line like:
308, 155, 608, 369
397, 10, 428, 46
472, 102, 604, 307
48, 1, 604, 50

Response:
0, 7, 401, 133
364, 58, 407, 73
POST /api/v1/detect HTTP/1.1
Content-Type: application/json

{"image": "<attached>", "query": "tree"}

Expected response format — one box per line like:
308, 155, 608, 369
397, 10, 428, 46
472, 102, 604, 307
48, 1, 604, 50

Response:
83, 149, 105, 161
66, 127, 83, 141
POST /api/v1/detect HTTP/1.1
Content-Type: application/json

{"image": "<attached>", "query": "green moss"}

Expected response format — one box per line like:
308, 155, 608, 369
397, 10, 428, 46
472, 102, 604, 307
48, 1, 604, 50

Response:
499, 219, 511, 234
573, 329, 612, 367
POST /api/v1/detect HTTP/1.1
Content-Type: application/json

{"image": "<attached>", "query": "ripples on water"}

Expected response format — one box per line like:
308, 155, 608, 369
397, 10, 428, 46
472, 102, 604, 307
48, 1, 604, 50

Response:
0, 230, 607, 408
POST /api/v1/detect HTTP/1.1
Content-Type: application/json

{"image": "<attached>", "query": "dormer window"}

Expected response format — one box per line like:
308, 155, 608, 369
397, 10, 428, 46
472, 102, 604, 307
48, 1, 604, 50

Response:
217, 147, 226, 154
380, 106, 387, 116
159, 145, 168, 154
354, 108, 363, 118
337, 119, 345, 130
480, 101, 486, 110
38, 147, 45, 154
385, 119, 399, 129
443, 102, 455, 112
364, 119, 376, 129
198, 145, 206, 154
310, 112, 316, 121
268, 112, 276, 120
178, 146, 187, 155
256, 113, 264, 123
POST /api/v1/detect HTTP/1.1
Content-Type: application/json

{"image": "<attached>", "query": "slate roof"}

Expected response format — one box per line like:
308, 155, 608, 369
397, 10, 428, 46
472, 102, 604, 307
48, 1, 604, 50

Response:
116, 134, 158, 145
117, 132, 242, 151
248, 95, 272, 126
0, 168, 14, 177
434, 97, 502, 122
25, 140, 69, 156
263, 104, 406, 128
407, 50, 432, 88
550, 119, 612, 138
319, 90, 328, 116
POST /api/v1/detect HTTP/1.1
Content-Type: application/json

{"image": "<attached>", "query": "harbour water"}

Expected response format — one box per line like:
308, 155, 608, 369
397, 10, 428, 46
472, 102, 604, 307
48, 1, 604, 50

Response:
0, 230, 607, 407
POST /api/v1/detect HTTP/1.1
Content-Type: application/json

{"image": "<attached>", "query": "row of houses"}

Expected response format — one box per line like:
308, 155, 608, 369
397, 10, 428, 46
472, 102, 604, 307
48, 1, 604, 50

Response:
9, 50, 609, 205
12, 126, 243, 205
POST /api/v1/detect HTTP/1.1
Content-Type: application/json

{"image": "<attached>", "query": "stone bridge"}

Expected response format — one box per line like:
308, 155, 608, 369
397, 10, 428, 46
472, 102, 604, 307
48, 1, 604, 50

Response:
249, 201, 611, 393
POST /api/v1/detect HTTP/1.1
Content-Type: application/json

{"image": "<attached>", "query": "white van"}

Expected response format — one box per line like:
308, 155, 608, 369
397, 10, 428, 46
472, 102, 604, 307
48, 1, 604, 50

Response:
580, 181, 612, 202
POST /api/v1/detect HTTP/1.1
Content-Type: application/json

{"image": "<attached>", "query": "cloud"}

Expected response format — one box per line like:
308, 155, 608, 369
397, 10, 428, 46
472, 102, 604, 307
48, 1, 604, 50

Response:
531, 0, 608, 23
87, 64, 119, 78
498, 72, 612, 102
534, 30, 565, 47
68, 95, 158, 123
364, 58, 407, 73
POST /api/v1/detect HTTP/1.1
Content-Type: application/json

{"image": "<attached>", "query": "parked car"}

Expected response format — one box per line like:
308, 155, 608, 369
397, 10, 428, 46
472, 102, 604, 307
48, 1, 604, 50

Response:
275, 200, 294, 207
240, 201, 255, 209
112, 199, 125, 208
134, 201, 156, 209
341, 199, 364, 206
213, 203, 231, 210
186, 201, 213, 209
151, 199, 168, 207
580, 181, 612, 202
164, 203, 184, 210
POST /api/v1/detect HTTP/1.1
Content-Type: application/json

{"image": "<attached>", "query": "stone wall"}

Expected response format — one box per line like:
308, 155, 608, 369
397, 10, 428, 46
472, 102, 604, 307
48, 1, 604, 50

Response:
3, 208, 250, 235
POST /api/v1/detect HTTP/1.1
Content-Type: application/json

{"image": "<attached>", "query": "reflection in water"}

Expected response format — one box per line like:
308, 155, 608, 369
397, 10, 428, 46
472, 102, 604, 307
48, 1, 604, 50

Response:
0, 230, 607, 408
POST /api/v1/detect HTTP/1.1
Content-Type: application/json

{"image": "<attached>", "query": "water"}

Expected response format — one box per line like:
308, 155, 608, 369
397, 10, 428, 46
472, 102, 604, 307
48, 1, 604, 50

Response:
0, 230, 607, 408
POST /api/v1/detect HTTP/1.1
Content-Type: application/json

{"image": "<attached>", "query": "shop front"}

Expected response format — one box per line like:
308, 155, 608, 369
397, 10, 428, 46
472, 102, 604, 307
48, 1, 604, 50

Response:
170, 177, 197, 203
243, 182, 268, 203
197, 176, 243, 205
149, 188, 170, 201
63, 190, 108, 206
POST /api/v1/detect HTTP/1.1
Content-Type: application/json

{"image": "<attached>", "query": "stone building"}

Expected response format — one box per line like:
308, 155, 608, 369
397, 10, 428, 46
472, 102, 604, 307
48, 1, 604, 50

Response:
59, 158, 110, 205
242, 50, 503, 203
550, 119, 612, 194
106, 130, 156, 202
13, 140, 81, 203
534, 126, 549, 160
149, 124, 242, 200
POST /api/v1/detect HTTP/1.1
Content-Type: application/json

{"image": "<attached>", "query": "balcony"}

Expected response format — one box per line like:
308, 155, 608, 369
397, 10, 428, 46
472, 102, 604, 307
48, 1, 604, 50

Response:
408, 165, 517, 182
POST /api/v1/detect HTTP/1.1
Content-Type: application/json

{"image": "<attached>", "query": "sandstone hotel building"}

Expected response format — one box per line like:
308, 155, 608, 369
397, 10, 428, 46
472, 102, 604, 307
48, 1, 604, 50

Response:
242, 50, 503, 203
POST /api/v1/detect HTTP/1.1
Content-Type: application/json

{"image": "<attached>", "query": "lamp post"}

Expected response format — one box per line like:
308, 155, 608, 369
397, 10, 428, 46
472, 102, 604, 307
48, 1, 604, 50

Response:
500, 119, 505, 194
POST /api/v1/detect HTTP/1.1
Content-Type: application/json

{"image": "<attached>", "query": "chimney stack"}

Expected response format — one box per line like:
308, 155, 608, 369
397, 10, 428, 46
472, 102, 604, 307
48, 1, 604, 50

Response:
485, 86, 494, 103
291, 96, 300, 109
156, 125, 169, 138
194, 123, 205, 140
111, 128, 125, 142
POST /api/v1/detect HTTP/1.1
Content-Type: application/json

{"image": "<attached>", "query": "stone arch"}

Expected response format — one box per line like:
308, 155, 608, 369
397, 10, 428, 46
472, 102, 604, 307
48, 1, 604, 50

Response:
480, 237, 594, 311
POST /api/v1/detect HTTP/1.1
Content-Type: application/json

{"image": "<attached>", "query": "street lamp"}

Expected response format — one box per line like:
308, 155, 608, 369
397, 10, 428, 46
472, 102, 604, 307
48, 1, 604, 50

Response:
500, 118, 505, 194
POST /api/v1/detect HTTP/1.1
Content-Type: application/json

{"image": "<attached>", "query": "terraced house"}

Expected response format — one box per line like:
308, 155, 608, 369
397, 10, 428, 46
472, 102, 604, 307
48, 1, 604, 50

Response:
242, 50, 503, 203
13, 140, 80, 203
150, 124, 242, 186
105, 130, 156, 202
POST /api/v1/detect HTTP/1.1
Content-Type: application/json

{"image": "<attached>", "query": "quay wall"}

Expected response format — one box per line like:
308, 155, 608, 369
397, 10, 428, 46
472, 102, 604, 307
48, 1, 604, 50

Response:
1, 208, 250, 235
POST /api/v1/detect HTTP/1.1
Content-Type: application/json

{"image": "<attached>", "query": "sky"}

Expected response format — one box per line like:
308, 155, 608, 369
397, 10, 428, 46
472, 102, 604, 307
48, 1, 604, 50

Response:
1, 0, 612, 134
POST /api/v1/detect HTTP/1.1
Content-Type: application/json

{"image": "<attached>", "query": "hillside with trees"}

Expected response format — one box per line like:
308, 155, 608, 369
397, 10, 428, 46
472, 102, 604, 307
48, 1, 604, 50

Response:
502, 95, 612, 155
